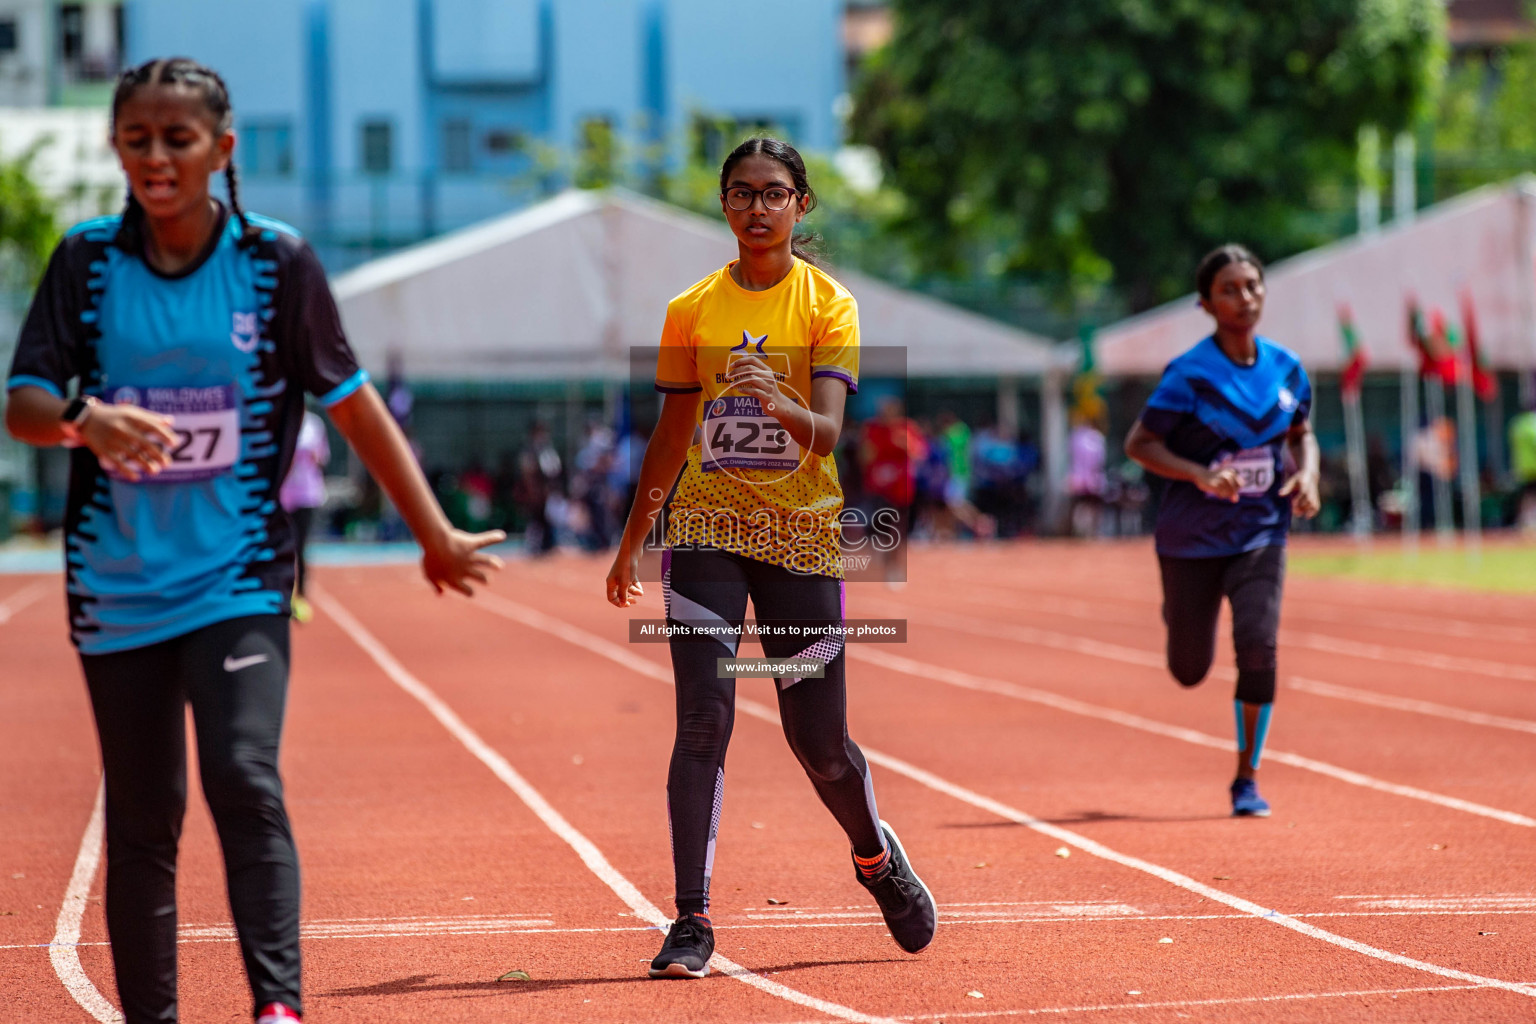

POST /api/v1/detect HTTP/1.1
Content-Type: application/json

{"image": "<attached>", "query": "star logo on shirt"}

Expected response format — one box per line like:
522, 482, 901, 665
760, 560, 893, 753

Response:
733, 331, 768, 354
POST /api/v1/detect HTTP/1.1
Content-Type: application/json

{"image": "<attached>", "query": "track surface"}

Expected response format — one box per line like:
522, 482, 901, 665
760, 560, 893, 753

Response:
3, 538, 1535, 1022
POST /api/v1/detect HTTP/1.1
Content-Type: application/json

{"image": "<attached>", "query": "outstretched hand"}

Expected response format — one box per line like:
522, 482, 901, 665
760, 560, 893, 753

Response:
422, 529, 506, 595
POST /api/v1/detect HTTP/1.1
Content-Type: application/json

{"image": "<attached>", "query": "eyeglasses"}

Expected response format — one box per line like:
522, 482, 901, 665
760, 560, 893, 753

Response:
722, 185, 799, 212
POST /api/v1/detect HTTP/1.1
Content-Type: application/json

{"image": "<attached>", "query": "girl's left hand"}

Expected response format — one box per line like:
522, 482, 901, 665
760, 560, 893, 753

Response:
729, 354, 786, 415
1279, 471, 1321, 519
422, 528, 506, 595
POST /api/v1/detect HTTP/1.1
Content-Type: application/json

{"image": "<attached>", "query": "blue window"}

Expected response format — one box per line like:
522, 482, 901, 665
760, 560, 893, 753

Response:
243, 121, 294, 177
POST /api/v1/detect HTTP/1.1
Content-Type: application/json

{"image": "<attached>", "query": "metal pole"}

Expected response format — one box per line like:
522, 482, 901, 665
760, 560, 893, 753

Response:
1400, 366, 1419, 549
1393, 132, 1416, 224
1357, 126, 1382, 236
1518, 183, 1536, 410
1343, 390, 1372, 540
1425, 376, 1455, 545
1455, 348, 1483, 552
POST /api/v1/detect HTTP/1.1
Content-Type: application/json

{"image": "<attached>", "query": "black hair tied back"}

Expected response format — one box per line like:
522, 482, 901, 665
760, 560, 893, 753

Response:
1195, 243, 1263, 301
719, 136, 824, 267
111, 57, 256, 252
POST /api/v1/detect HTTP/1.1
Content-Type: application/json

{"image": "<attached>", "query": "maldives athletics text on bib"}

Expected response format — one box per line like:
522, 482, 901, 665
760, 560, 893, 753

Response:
106, 384, 241, 483
701, 394, 800, 473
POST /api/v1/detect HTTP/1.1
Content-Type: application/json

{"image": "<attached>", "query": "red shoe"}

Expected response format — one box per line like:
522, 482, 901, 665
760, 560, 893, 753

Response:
256, 1005, 302, 1024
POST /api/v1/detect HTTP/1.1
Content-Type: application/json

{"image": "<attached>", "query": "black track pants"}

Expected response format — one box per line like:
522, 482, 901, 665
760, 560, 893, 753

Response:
662, 547, 884, 916
1157, 544, 1285, 696
79, 615, 300, 1023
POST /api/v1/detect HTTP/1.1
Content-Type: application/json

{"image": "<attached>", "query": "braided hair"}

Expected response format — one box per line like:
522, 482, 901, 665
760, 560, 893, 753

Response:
110, 57, 256, 252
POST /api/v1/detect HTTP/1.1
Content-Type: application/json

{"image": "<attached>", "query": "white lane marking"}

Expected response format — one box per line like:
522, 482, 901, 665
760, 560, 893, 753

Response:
893, 982, 1522, 1020
1289, 677, 1536, 735
1338, 895, 1536, 912
0, 579, 50, 625
314, 588, 899, 1024
49, 782, 122, 1023
467, 591, 1536, 1000
850, 646, 1536, 829
899, 586, 1536, 683
15, 905, 1536, 953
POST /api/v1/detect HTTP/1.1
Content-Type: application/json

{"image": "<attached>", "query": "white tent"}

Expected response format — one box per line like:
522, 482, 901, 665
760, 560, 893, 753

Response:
332, 188, 1063, 382
1094, 179, 1536, 379
332, 189, 1077, 510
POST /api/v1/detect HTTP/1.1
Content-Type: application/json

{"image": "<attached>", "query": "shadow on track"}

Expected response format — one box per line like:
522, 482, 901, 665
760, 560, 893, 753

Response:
323, 959, 908, 997
943, 811, 1234, 827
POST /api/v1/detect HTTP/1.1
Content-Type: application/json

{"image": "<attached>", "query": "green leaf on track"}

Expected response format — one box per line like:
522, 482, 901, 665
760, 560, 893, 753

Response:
497, 969, 532, 982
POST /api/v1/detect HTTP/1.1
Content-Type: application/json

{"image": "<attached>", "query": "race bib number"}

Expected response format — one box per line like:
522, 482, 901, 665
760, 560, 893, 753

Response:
1209, 447, 1275, 499
701, 395, 799, 472
106, 384, 241, 483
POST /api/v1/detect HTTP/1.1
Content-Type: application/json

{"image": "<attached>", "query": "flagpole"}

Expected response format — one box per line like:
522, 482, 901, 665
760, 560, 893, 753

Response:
1343, 387, 1372, 540
1400, 364, 1419, 550
1425, 376, 1455, 545
1455, 339, 1483, 554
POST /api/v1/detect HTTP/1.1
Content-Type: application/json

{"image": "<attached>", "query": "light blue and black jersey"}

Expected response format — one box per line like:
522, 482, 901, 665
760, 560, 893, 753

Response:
6, 204, 368, 654
1138, 335, 1312, 559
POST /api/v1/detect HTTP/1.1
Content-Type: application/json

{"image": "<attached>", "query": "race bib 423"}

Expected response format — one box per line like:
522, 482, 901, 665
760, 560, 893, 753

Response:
701, 395, 800, 473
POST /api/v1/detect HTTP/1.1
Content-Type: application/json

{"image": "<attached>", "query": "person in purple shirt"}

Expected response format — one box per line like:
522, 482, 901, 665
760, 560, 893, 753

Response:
279, 410, 329, 623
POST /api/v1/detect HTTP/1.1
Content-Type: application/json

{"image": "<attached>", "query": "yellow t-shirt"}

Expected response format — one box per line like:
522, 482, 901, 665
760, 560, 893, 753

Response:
656, 258, 860, 578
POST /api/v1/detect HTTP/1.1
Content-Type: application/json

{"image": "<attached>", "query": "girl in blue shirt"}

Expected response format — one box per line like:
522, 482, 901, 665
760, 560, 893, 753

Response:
1124, 245, 1320, 818
5, 58, 503, 1024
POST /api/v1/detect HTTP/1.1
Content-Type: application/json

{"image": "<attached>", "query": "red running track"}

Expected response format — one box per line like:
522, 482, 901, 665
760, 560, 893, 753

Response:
2, 537, 1535, 1022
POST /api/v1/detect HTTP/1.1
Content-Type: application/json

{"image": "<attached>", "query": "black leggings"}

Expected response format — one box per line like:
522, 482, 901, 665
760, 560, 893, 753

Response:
663, 547, 884, 917
1158, 544, 1285, 703
79, 615, 300, 1023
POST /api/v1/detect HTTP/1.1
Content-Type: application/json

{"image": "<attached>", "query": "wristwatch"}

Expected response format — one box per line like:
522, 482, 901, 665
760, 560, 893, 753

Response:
59, 395, 98, 447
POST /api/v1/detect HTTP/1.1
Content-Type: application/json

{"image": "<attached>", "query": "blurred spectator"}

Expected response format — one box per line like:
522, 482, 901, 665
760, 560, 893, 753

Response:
573, 421, 618, 551
515, 422, 564, 555
860, 396, 927, 579
279, 410, 328, 623
384, 351, 414, 429
970, 421, 1035, 538
1066, 412, 1108, 537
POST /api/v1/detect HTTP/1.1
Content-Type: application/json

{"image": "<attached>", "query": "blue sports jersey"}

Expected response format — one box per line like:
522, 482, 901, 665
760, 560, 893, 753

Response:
6, 205, 367, 653
1138, 335, 1311, 559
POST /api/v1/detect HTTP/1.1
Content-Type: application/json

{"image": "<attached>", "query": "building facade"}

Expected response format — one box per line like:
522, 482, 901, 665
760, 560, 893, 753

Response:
126, 0, 848, 266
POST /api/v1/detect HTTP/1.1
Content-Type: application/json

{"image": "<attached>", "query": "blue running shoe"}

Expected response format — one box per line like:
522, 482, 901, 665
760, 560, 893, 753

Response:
1230, 777, 1271, 817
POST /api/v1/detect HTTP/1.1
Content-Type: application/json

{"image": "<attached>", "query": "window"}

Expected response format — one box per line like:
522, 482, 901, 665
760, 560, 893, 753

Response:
0, 20, 16, 54
243, 121, 294, 177
483, 128, 524, 155
59, 5, 83, 60
361, 120, 393, 175
442, 118, 472, 173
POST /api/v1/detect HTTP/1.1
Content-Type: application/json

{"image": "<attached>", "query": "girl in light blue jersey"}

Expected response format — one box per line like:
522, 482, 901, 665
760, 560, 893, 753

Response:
5, 58, 503, 1024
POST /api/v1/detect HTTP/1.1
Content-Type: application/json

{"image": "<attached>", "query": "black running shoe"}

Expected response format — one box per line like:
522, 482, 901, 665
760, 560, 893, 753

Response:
855, 821, 936, 954
648, 913, 715, 978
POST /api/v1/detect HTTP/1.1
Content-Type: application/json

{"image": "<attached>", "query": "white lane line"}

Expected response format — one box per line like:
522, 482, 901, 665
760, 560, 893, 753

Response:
314, 587, 898, 1024
894, 981, 1521, 1020
1285, 629, 1536, 683
1289, 677, 1536, 735
466, 591, 1536, 1000
850, 646, 1536, 829
49, 782, 122, 1023
15, 905, 1536, 953
0, 579, 50, 625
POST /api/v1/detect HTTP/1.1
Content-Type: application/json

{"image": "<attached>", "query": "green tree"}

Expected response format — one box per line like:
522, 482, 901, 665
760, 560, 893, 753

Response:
852, 0, 1444, 311
0, 140, 61, 287
1430, 34, 1536, 200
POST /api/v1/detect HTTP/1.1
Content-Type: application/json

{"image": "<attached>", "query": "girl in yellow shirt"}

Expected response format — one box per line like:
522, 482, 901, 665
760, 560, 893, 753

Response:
607, 137, 936, 978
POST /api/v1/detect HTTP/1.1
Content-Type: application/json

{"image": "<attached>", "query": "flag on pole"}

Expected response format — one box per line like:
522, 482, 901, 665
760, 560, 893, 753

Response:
1426, 308, 1462, 384
1338, 304, 1368, 396
1458, 291, 1498, 402
1407, 299, 1457, 382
